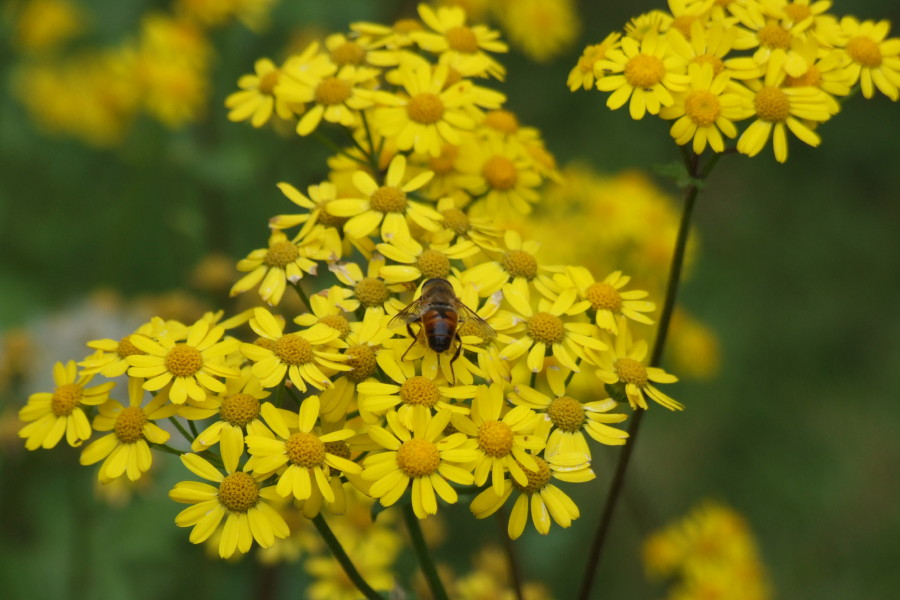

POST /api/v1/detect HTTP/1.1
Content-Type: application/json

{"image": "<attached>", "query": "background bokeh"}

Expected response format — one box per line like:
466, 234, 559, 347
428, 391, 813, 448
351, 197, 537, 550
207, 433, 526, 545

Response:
2, 0, 899, 598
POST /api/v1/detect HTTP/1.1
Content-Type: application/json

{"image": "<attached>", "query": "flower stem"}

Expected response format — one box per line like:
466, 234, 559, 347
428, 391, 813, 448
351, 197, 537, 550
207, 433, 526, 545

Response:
168, 416, 195, 444
576, 149, 708, 600
496, 508, 524, 600
402, 503, 449, 600
290, 281, 312, 312
312, 514, 385, 600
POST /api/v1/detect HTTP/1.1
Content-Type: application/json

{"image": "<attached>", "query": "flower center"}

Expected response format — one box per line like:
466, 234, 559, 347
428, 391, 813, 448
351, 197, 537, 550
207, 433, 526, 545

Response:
315, 77, 352, 105
265, 240, 300, 268
416, 249, 451, 279
407, 93, 445, 124
525, 312, 566, 345
846, 36, 882, 67
217, 472, 260, 513
345, 344, 377, 382
369, 185, 408, 213
319, 314, 351, 338
274, 334, 313, 365
670, 15, 698, 38
548, 396, 585, 432
477, 420, 514, 457
585, 282, 623, 312
684, 90, 721, 126
331, 41, 366, 66
116, 335, 144, 358
399, 376, 441, 407
285, 431, 326, 468
502, 250, 537, 280
394, 18, 423, 34
51, 383, 83, 416
482, 156, 518, 190
259, 69, 280, 95
511, 456, 551, 494
355, 277, 390, 307
165, 344, 203, 377
440, 208, 470, 235
754, 86, 790, 122
253, 337, 277, 352
324, 440, 352, 462
396, 438, 441, 477
757, 23, 791, 50
428, 144, 459, 174
114, 406, 147, 443
614, 357, 648, 386
691, 54, 725, 76
445, 26, 479, 53
785, 65, 821, 88
624, 54, 665, 89
220, 393, 260, 427
318, 202, 349, 228
483, 110, 519, 134
783, 4, 812, 23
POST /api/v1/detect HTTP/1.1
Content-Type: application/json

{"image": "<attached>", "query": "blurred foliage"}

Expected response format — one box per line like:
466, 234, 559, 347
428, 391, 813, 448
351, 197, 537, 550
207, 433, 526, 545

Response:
1, 0, 899, 599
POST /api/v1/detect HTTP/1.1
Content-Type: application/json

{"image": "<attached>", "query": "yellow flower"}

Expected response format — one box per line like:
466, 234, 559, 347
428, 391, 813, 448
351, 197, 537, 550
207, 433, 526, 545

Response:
245, 395, 361, 502
188, 369, 272, 473
79, 377, 177, 482
561, 267, 656, 334
470, 452, 593, 539
568, 32, 622, 91
736, 51, 833, 162
840, 17, 900, 101
351, 17, 425, 51
325, 154, 441, 241
79, 321, 161, 378
169, 453, 290, 559
18, 361, 115, 450
430, 196, 503, 251
229, 230, 324, 306
412, 3, 508, 79
276, 52, 379, 136
13, 0, 86, 53
596, 29, 690, 119
293, 285, 359, 337
361, 409, 479, 518
495, 279, 606, 374
225, 57, 295, 128
456, 135, 543, 217
371, 61, 489, 157
241, 307, 350, 393
494, 0, 580, 63
593, 319, 682, 411
377, 234, 480, 284
460, 230, 545, 296
126, 317, 240, 404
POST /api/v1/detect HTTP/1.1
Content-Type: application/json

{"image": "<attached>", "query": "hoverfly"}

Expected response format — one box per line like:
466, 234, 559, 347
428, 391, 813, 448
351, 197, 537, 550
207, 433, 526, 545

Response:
389, 278, 495, 379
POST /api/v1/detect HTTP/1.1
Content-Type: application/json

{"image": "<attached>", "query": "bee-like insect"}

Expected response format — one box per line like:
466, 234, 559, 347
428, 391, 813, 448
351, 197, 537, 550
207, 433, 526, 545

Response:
389, 278, 495, 376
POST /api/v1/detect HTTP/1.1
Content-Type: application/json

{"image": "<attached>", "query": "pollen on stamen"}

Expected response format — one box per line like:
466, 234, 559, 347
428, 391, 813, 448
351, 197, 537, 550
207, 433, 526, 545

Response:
684, 90, 721, 126
116, 336, 144, 358
396, 438, 441, 477
217, 472, 260, 513
614, 357, 649, 387
482, 156, 518, 190
624, 54, 665, 89
369, 186, 408, 214
165, 344, 203, 377
51, 383, 83, 416
407, 93, 445, 124
355, 277, 390, 307
847, 37, 882, 67
445, 26, 479, 53
512, 456, 551, 494
274, 334, 313, 365
477, 420, 514, 457
416, 250, 451, 279
525, 312, 566, 345
399, 376, 441, 407
285, 432, 326, 468
754, 86, 790, 122
548, 396, 585, 433
345, 344, 377, 382
265, 240, 300, 268
502, 250, 538, 280
219, 393, 260, 427
757, 23, 791, 50
114, 406, 147, 444
315, 77, 352, 105
585, 282, 623, 312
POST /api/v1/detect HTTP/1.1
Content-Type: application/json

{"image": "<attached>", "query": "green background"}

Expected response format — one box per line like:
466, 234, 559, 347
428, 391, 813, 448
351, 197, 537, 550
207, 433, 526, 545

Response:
2, 0, 899, 598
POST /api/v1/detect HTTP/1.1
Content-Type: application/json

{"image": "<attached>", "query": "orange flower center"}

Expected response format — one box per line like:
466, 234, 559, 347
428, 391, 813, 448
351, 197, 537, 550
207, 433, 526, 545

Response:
684, 89, 721, 126
502, 250, 537, 280
165, 344, 203, 377
399, 376, 441, 407
116, 335, 144, 358
483, 110, 519, 134
846, 36, 882, 67
482, 156, 518, 190
407, 93, 445, 124
265, 240, 299, 268
416, 249, 451, 279
345, 344, 377, 382
51, 383, 83, 416
585, 282, 623, 312
370, 186, 408, 213
220, 393, 260, 427
217, 472, 260, 513
512, 456, 551, 494
319, 314, 351, 338
397, 438, 441, 477
259, 69, 280, 95
315, 77, 352, 105
754, 86, 790, 122
525, 312, 565, 345
354, 277, 390, 307
331, 41, 366, 66
440, 208, 470, 235
691, 54, 725, 76
757, 23, 791, 50
548, 396, 585, 432
614, 357, 648, 386
445, 26, 479, 53
624, 54, 665, 89
477, 420, 514, 457
285, 431, 325, 468
274, 334, 313, 365
114, 406, 147, 443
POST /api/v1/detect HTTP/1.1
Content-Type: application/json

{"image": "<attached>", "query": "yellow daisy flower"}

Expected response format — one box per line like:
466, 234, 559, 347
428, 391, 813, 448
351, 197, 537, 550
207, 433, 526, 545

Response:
430, 196, 503, 251
351, 17, 424, 51
328, 256, 408, 313
79, 377, 178, 482
568, 33, 623, 91
189, 369, 272, 473
412, 3, 508, 79
229, 229, 324, 306
456, 134, 543, 217
240, 307, 350, 393
245, 395, 361, 502
371, 61, 487, 157
269, 181, 351, 240
495, 279, 606, 374
125, 317, 240, 404
840, 17, 900, 101
377, 234, 480, 284
361, 409, 479, 518
323, 32, 379, 68
169, 453, 290, 559
275, 51, 379, 136
595, 29, 690, 119
325, 154, 441, 241
459, 229, 545, 297
736, 51, 833, 162
562, 266, 656, 334
18, 360, 115, 450
79, 322, 156, 378
470, 452, 593, 539
496, 0, 580, 63
782, 37, 852, 111
510, 385, 629, 460
225, 57, 295, 128
593, 319, 682, 411
450, 383, 544, 495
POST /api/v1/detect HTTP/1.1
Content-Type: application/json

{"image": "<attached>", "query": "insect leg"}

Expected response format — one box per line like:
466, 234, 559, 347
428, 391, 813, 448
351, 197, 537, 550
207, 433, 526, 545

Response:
400, 323, 419, 362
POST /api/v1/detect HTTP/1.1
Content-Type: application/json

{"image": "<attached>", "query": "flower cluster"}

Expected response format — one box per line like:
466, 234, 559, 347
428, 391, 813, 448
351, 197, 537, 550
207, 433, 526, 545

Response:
570, 0, 900, 162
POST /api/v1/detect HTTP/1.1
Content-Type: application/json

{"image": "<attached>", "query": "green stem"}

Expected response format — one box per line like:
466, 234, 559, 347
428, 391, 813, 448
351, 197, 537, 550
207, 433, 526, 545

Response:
496, 508, 524, 600
152, 443, 186, 457
402, 503, 449, 600
359, 111, 381, 176
313, 129, 367, 166
290, 281, 312, 312
168, 416, 195, 444
312, 514, 385, 600
576, 149, 708, 600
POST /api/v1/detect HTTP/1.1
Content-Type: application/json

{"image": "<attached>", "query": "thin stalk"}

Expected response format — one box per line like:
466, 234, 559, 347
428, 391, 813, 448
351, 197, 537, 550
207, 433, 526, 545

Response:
496, 508, 524, 600
312, 514, 385, 600
402, 503, 449, 600
290, 281, 312, 312
576, 149, 707, 600
168, 416, 195, 444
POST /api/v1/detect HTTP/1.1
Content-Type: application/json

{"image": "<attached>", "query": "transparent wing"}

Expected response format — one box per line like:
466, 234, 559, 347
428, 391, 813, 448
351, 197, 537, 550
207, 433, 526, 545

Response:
388, 297, 426, 329
453, 299, 495, 339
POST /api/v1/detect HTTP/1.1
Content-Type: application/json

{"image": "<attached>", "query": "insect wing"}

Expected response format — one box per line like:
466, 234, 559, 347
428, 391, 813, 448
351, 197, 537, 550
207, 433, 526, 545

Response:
388, 296, 426, 329
453, 299, 495, 340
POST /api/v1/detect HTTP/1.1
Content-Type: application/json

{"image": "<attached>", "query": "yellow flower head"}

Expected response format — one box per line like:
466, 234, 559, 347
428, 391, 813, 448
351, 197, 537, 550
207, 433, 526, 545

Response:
225, 57, 295, 128
412, 3, 508, 80
568, 32, 622, 91
840, 17, 900, 101
230, 229, 325, 306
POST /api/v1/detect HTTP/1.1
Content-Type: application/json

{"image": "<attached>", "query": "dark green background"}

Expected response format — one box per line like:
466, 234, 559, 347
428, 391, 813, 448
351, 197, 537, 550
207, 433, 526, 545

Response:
2, 1, 899, 598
